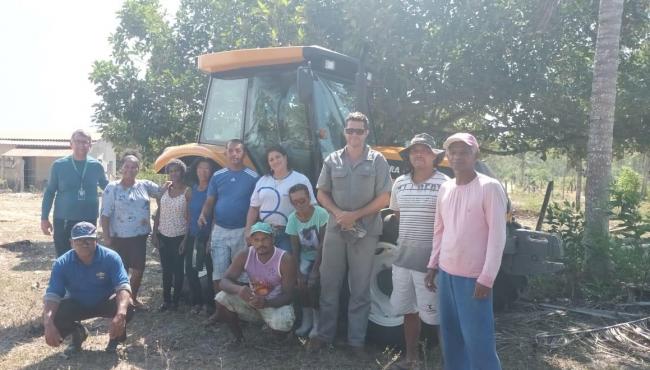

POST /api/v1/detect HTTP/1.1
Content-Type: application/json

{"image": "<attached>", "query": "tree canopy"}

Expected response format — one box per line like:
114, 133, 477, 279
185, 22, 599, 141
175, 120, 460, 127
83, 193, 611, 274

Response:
90, 0, 650, 162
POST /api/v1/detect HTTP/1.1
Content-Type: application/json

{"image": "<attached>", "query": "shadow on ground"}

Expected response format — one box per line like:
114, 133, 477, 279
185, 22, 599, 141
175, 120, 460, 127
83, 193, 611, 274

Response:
2, 236, 648, 369
2, 240, 56, 271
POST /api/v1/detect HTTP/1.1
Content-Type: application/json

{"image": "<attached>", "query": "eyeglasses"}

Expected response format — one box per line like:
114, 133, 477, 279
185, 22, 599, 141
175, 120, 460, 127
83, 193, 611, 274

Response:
344, 128, 367, 135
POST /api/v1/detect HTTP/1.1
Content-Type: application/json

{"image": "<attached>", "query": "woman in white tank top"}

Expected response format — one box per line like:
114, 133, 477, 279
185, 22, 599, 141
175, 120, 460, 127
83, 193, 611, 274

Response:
153, 159, 189, 311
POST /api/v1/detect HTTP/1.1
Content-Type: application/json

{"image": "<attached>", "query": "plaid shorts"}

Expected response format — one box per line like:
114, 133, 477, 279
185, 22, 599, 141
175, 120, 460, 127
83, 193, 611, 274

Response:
210, 225, 248, 282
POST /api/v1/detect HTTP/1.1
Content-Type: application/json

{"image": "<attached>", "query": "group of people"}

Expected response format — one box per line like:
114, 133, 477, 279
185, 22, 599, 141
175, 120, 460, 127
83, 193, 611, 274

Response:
40, 113, 508, 370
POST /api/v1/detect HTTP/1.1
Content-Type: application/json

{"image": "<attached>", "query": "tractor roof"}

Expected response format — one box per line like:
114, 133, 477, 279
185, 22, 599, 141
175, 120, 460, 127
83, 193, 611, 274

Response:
198, 45, 359, 77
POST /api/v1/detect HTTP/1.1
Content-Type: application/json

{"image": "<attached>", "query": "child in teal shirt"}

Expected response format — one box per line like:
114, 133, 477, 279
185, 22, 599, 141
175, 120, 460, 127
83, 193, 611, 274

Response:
285, 183, 328, 338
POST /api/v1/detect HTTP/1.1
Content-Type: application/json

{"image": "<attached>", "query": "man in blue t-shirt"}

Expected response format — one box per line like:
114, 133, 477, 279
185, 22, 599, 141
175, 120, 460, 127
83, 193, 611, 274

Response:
198, 139, 258, 324
43, 222, 134, 354
41, 129, 109, 257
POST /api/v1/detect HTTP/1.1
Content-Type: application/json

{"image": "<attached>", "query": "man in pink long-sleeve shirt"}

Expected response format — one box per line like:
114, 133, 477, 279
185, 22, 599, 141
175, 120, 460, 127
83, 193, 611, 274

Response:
424, 133, 507, 370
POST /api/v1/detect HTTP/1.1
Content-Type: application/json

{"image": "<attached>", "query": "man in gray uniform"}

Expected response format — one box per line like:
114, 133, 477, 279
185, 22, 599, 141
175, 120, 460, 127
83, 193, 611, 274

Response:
309, 112, 392, 353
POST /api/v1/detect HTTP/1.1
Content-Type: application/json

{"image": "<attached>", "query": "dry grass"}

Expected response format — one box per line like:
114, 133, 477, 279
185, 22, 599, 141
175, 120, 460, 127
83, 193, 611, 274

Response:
0, 193, 647, 369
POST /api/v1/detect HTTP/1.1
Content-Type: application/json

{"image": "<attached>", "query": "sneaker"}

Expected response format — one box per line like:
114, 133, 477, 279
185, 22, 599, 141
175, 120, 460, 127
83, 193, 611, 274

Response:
64, 324, 88, 355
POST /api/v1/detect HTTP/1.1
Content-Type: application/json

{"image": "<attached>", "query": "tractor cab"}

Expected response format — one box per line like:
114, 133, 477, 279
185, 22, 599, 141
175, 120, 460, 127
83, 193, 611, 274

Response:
154, 46, 374, 181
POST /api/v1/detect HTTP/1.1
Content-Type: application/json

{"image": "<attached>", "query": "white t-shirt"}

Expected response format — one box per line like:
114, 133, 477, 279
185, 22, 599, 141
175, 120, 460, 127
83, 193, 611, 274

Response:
250, 171, 316, 226
389, 171, 449, 271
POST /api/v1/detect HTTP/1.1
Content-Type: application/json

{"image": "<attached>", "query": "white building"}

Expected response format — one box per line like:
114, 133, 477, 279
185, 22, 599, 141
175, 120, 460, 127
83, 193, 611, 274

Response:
0, 129, 116, 192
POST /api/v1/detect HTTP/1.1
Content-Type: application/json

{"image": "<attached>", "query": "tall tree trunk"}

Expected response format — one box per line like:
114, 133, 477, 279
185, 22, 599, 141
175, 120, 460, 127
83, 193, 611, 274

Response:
584, 0, 624, 279
576, 160, 583, 210
641, 151, 649, 200
519, 153, 526, 190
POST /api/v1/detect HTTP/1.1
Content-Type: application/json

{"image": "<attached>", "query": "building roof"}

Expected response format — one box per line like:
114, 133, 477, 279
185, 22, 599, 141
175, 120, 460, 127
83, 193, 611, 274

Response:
0, 139, 71, 147
1, 148, 71, 157
0, 128, 100, 142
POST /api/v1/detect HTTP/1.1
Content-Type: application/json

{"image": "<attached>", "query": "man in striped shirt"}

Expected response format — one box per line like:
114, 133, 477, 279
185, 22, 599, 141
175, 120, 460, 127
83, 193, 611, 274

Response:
389, 133, 448, 369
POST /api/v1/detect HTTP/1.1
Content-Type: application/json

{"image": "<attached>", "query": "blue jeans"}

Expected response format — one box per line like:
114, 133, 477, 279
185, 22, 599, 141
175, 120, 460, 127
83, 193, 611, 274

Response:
438, 269, 501, 370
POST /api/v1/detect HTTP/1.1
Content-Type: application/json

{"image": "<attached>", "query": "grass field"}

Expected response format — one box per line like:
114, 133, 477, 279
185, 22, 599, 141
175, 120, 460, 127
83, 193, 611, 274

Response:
1, 193, 648, 369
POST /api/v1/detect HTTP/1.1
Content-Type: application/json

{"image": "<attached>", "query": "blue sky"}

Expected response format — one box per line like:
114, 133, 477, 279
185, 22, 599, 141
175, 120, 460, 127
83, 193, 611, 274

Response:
0, 0, 178, 134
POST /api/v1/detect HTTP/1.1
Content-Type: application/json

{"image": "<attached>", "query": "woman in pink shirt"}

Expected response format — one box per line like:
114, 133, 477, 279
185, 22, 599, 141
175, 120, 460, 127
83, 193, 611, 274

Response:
424, 133, 507, 370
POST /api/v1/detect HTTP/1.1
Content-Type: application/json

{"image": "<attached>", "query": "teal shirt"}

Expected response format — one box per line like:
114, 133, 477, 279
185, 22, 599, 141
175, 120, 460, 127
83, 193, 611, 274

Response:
285, 206, 329, 261
41, 155, 109, 221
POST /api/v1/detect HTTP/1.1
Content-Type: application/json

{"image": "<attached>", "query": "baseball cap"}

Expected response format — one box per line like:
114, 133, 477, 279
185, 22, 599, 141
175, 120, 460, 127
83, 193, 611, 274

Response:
442, 133, 480, 152
70, 222, 97, 240
250, 222, 273, 236
399, 133, 444, 159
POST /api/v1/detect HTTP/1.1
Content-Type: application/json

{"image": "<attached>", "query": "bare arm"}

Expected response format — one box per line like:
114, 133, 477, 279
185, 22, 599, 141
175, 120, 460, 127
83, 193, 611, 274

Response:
290, 235, 304, 288
198, 195, 216, 227
316, 190, 342, 218
310, 225, 326, 282
264, 253, 296, 308
109, 289, 131, 340
152, 194, 161, 247
100, 215, 112, 246
43, 300, 62, 347
180, 188, 192, 254
244, 206, 260, 236
335, 192, 390, 229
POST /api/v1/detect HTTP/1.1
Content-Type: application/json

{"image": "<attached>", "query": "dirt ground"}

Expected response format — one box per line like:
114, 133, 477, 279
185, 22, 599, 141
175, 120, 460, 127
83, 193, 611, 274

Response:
1, 193, 648, 369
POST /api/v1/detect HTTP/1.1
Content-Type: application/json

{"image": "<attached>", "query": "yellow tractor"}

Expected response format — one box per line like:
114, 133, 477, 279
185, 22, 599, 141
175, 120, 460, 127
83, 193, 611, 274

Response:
155, 45, 563, 347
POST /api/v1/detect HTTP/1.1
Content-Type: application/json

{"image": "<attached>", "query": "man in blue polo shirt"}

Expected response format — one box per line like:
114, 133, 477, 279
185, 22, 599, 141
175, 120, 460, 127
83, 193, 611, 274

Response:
41, 129, 109, 257
198, 139, 258, 324
43, 222, 134, 354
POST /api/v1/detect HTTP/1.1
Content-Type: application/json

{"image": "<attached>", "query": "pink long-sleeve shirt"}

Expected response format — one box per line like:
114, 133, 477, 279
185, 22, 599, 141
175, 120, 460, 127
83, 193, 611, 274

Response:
427, 173, 507, 288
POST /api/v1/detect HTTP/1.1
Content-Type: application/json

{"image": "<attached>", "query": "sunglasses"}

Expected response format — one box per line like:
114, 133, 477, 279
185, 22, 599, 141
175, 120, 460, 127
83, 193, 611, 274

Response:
344, 128, 367, 135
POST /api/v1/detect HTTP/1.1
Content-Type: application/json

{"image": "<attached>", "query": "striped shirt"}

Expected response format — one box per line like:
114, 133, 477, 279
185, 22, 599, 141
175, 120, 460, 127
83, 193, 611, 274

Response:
389, 171, 449, 271
390, 172, 449, 243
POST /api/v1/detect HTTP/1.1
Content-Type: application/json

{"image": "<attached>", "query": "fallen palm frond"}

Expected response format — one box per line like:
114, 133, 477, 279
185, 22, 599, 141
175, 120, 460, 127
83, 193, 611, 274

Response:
536, 315, 650, 363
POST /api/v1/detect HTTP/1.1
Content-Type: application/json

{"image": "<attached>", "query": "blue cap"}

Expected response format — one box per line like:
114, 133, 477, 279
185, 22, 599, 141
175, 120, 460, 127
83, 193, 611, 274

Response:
250, 222, 273, 236
70, 222, 97, 240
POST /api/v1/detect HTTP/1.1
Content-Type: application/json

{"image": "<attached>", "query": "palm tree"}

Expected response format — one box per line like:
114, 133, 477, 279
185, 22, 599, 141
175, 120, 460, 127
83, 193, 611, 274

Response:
584, 0, 625, 278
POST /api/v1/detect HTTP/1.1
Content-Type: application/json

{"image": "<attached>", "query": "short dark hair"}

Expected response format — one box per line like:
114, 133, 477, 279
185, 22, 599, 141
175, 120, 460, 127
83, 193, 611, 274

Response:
345, 112, 369, 129
166, 158, 187, 175
288, 183, 310, 198
189, 157, 216, 185
265, 145, 292, 176
226, 138, 245, 149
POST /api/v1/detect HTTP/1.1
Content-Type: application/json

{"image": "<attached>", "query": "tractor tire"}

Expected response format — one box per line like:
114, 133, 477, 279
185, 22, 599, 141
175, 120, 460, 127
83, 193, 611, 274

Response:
367, 242, 404, 348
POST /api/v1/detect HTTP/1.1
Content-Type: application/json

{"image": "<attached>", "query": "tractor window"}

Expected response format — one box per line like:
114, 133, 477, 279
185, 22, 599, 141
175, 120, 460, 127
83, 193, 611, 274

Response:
313, 74, 355, 159
200, 78, 247, 144
244, 72, 311, 176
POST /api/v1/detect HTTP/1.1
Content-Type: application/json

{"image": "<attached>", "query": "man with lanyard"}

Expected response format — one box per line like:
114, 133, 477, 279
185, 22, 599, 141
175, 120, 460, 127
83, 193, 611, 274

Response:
310, 112, 392, 354
41, 129, 109, 257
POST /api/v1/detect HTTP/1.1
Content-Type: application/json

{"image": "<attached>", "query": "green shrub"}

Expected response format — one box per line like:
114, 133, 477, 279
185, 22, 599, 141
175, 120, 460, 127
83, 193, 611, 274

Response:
543, 170, 650, 300
545, 200, 585, 297
138, 167, 167, 184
